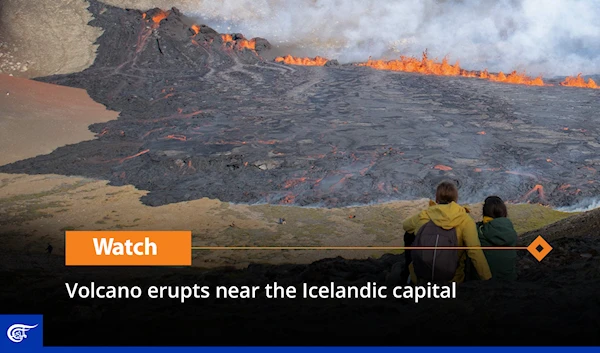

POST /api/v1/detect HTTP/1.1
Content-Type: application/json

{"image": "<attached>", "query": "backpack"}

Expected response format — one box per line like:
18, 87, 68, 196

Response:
412, 220, 459, 281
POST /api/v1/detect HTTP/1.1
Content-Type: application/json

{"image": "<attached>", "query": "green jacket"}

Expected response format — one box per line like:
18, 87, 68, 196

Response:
476, 217, 518, 281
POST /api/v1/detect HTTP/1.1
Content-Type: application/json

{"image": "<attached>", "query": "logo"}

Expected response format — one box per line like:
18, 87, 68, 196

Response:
0, 314, 43, 351
7, 323, 38, 343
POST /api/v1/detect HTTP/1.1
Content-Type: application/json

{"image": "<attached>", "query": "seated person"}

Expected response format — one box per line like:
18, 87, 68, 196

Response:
402, 181, 492, 283
476, 196, 518, 281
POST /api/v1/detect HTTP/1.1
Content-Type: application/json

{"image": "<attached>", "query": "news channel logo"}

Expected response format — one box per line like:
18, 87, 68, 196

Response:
0, 314, 43, 352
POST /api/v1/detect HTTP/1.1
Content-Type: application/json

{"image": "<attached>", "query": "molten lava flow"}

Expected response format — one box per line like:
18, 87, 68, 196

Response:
151, 10, 169, 24
360, 52, 461, 76
118, 149, 150, 164
191, 24, 201, 35
284, 177, 307, 189
220, 34, 256, 51
434, 164, 453, 171
166, 134, 187, 141
559, 184, 571, 191
358, 52, 545, 87
281, 193, 295, 204
486, 70, 545, 86
274, 55, 329, 66
522, 184, 546, 202
560, 74, 598, 89
237, 39, 256, 50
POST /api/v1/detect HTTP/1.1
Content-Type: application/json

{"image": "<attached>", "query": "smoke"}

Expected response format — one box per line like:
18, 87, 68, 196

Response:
187, 0, 600, 76
556, 198, 600, 213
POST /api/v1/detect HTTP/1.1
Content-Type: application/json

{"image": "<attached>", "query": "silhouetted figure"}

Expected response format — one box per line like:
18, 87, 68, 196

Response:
46, 243, 53, 255
400, 232, 415, 284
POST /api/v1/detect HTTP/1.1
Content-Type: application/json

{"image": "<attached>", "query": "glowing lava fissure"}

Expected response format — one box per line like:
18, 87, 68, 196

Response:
144, 6, 595, 90
275, 53, 598, 89
275, 55, 330, 66
560, 74, 599, 89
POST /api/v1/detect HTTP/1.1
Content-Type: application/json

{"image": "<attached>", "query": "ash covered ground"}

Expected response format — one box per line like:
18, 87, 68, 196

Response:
1, 1, 598, 208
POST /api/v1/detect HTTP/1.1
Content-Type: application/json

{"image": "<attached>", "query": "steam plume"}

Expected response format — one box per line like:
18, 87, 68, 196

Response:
187, 0, 600, 76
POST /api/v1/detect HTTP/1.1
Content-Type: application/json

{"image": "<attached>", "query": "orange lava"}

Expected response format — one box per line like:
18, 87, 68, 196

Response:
220, 34, 256, 51
434, 164, 453, 171
281, 193, 295, 204
358, 52, 545, 87
237, 39, 256, 50
359, 52, 461, 76
284, 177, 308, 189
560, 74, 598, 89
119, 149, 150, 164
166, 134, 187, 141
522, 184, 546, 202
274, 55, 329, 66
191, 24, 201, 35
486, 70, 545, 86
151, 10, 169, 24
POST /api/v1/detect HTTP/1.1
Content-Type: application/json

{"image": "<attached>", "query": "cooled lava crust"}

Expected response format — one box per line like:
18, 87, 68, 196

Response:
1, 1, 598, 208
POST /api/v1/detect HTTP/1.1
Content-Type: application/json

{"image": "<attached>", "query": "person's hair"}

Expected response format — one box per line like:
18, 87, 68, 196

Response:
435, 181, 458, 204
483, 196, 508, 218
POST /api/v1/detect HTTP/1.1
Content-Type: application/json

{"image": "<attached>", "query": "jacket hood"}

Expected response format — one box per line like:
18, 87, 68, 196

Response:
425, 202, 470, 230
479, 217, 518, 246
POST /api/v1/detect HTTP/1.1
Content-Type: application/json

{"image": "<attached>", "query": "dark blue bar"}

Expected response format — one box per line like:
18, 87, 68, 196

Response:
40, 347, 600, 352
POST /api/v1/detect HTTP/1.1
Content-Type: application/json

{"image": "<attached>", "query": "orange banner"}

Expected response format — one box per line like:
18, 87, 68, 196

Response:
65, 231, 191, 266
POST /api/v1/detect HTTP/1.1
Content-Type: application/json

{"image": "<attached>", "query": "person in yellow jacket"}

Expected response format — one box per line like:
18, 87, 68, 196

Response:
402, 181, 492, 283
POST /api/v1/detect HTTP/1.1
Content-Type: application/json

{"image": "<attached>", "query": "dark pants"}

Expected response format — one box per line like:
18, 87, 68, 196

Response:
400, 232, 415, 284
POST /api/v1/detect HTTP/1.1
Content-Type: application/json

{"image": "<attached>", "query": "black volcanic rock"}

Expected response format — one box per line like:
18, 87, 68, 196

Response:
253, 37, 272, 53
0, 0, 598, 208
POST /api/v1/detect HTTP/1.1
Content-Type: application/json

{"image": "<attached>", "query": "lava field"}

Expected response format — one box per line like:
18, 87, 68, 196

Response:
1, 1, 598, 208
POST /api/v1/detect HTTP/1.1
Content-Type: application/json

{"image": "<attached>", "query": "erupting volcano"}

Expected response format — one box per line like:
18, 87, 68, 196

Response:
1, 1, 598, 209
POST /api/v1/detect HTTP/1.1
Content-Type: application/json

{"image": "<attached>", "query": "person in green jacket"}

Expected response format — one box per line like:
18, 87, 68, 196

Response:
476, 196, 518, 281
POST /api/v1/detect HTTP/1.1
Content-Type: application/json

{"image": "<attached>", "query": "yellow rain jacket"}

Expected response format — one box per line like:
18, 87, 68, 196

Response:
403, 201, 492, 283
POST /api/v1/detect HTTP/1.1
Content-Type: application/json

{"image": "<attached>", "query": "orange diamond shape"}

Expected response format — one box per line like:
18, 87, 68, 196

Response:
527, 235, 553, 262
